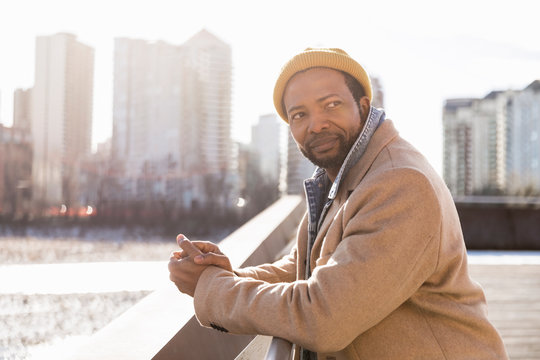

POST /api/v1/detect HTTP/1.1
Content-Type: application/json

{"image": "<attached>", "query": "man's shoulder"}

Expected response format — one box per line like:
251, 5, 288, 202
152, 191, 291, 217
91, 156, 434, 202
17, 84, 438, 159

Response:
349, 134, 452, 213
342, 120, 447, 204
369, 133, 438, 183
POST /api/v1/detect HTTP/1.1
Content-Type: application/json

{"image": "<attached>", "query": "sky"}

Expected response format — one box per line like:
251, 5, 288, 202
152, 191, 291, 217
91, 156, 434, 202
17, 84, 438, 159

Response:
1, 0, 539, 175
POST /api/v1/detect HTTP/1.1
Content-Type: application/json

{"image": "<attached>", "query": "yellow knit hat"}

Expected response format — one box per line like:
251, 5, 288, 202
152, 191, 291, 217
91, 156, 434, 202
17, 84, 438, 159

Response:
273, 47, 372, 123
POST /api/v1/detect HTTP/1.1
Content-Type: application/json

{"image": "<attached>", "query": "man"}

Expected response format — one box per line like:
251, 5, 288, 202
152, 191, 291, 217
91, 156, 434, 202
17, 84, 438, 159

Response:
169, 48, 508, 359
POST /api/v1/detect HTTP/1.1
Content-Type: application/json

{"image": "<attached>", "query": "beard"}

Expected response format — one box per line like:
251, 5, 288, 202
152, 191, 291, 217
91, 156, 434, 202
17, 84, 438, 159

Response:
299, 132, 357, 170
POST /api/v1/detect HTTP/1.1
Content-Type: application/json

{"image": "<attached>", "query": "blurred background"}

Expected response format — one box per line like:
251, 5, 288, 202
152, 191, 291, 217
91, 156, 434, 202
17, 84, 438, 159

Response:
1, 0, 539, 358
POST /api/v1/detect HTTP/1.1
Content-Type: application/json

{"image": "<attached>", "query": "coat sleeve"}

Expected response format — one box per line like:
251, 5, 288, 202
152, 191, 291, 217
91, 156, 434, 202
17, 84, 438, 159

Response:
193, 167, 441, 353
233, 245, 298, 284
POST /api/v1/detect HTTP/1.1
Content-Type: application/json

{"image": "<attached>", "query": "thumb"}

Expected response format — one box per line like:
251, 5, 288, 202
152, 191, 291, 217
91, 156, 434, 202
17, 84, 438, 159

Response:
194, 253, 232, 272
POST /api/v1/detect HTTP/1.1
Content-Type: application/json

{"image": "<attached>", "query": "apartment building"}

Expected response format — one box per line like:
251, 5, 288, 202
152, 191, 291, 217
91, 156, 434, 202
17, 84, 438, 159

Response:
31, 33, 94, 210
443, 81, 540, 196
112, 30, 234, 209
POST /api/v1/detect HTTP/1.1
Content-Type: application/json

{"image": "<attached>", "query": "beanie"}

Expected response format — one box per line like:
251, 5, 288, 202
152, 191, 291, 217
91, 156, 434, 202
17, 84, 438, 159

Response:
273, 47, 372, 123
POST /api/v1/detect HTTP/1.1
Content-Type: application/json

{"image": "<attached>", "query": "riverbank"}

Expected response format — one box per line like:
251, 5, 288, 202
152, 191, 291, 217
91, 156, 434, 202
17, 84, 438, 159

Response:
0, 224, 234, 265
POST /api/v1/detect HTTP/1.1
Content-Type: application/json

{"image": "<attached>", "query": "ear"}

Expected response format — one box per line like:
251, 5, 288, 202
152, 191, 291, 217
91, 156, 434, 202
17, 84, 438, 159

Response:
359, 96, 371, 122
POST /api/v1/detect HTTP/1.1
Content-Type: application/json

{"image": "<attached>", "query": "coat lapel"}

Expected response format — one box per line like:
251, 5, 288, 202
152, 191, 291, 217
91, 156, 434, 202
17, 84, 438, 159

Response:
308, 120, 400, 268
309, 196, 342, 267
341, 120, 399, 198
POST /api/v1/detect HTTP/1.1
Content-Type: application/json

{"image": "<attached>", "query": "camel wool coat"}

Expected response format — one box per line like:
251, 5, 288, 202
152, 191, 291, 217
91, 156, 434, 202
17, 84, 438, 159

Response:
193, 120, 508, 360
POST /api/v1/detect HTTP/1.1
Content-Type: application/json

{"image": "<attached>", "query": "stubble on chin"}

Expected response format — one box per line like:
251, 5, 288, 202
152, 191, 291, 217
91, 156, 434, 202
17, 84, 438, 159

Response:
300, 133, 350, 170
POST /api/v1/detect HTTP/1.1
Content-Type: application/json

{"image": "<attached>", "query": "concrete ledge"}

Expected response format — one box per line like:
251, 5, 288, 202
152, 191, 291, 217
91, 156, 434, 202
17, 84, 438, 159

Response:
234, 335, 272, 360
67, 195, 305, 360
456, 203, 540, 249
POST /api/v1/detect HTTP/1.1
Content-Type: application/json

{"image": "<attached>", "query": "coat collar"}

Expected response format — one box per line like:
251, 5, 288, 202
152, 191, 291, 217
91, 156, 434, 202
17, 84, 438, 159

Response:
309, 119, 400, 267
327, 107, 385, 200
341, 119, 399, 197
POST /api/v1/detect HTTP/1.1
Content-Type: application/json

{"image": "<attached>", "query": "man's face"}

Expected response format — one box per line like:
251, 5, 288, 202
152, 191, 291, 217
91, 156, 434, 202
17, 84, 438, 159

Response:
283, 68, 363, 174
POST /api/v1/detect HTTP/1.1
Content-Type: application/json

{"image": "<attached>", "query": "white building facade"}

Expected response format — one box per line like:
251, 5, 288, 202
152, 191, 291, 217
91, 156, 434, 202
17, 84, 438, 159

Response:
31, 33, 94, 210
112, 38, 183, 177
443, 81, 540, 196
470, 91, 511, 194
506, 81, 540, 194
112, 30, 234, 209
13, 88, 32, 130
443, 99, 474, 196
250, 113, 283, 185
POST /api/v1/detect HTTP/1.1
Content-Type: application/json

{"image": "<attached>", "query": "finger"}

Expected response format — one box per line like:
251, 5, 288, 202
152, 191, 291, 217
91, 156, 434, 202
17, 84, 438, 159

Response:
190, 241, 223, 255
179, 238, 204, 258
174, 249, 190, 258
176, 234, 187, 248
168, 258, 179, 273
170, 251, 182, 260
194, 253, 232, 272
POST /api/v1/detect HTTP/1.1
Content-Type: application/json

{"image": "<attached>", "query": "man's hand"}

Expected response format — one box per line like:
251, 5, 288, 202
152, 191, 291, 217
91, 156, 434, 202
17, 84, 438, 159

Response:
174, 235, 233, 273
168, 236, 207, 297
168, 235, 233, 297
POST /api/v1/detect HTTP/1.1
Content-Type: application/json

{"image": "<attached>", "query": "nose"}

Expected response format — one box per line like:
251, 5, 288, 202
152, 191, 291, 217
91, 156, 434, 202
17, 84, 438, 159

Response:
308, 110, 330, 133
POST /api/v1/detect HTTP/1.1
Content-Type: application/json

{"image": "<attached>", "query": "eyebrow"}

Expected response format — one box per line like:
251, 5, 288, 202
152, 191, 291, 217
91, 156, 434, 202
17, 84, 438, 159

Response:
286, 93, 341, 115
287, 104, 305, 115
316, 93, 340, 103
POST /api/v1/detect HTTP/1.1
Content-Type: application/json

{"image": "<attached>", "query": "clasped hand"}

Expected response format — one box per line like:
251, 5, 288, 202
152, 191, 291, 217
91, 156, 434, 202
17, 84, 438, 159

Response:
168, 234, 233, 297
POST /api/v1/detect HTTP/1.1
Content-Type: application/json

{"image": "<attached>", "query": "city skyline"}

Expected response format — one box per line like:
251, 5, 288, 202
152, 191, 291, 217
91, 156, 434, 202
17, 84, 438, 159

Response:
1, 0, 540, 176
443, 80, 540, 196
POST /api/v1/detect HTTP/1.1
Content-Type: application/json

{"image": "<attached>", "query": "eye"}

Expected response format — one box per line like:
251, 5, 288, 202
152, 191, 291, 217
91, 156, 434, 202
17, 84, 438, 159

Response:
290, 112, 306, 122
327, 100, 341, 109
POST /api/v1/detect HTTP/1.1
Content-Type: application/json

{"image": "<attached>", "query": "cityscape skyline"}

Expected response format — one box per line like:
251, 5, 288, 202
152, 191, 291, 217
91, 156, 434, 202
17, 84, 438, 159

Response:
443, 80, 540, 196
1, 0, 540, 177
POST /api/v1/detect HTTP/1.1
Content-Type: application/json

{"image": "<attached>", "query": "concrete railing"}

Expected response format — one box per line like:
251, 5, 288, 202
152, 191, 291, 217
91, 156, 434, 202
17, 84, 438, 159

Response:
235, 336, 293, 360
454, 196, 540, 249
265, 337, 293, 360
67, 195, 305, 360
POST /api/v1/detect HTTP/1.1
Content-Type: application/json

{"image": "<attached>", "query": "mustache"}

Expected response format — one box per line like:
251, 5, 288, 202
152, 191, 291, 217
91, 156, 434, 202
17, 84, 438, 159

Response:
305, 133, 343, 148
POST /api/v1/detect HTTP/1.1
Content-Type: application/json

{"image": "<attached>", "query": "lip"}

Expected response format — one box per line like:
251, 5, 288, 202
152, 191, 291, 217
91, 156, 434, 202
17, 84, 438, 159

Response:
308, 136, 338, 153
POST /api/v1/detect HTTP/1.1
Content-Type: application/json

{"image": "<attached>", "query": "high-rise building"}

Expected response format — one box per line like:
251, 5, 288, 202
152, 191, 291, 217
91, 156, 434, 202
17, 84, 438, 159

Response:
112, 30, 233, 209
285, 131, 315, 195
0, 125, 32, 219
251, 113, 283, 184
112, 38, 183, 176
443, 91, 512, 195
13, 88, 32, 130
442, 99, 474, 196
441, 82, 540, 196
507, 80, 540, 194
31, 33, 94, 210
472, 91, 511, 193
179, 30, 233, 175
